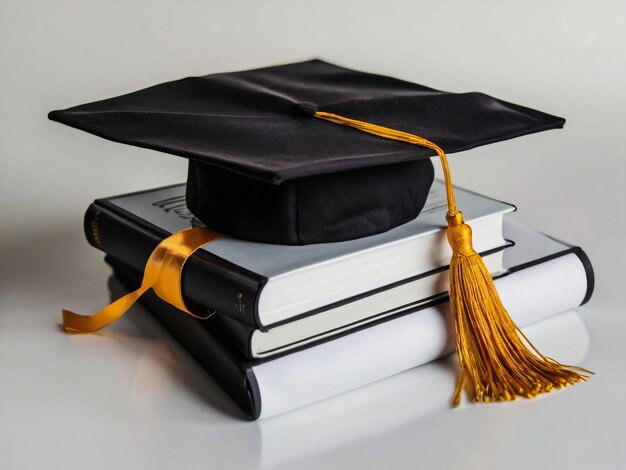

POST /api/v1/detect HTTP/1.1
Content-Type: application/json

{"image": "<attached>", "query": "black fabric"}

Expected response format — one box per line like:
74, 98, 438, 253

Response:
187, 158, 434, 244
49, 59, 565, 244
48, 59, 565, 184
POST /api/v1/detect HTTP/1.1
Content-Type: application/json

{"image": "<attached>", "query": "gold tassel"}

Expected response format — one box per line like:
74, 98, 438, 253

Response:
314, 111, 591, 405
447, 211, 590, 405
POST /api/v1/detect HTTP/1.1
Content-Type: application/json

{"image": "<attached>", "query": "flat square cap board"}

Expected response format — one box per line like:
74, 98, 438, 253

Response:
49, 59, 565, 244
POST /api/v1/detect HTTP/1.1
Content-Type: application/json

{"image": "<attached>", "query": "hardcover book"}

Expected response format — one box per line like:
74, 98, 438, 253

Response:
88, 181, 514, 330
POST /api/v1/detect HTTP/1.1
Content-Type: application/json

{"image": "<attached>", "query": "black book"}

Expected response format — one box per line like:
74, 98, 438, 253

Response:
107, 219, 593, 420
86, 181, 513, 330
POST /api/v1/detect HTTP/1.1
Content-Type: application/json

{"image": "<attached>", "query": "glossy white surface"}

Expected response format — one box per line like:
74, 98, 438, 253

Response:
1, 1, 624, 469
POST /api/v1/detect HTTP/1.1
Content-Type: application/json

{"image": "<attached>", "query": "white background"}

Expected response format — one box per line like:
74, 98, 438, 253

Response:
1, 1, 625, 469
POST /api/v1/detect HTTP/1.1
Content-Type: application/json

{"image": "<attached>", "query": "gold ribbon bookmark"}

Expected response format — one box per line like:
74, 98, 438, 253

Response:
62, 227, 221, 333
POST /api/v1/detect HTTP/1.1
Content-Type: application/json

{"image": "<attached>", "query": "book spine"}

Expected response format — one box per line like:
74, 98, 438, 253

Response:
214, 313, 256, 359
85, 203, 266, 328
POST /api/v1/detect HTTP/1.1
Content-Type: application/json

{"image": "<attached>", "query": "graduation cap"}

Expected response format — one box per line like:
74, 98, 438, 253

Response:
51, 59, 590, 405
49, 59, 564, 244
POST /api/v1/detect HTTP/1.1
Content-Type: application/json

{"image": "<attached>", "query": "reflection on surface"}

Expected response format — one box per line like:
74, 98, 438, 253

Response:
257, 310, 590, 469
104, 276, 590, 470
103, 278, 263, 467
105, 277, 246, 419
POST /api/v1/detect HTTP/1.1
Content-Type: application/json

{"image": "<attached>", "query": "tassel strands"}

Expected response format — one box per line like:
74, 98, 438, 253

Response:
446, 211, 591, 405
314, 111, 591, 405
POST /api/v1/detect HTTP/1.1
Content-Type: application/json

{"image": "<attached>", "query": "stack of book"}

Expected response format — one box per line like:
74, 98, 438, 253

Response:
91, 181, 593, 419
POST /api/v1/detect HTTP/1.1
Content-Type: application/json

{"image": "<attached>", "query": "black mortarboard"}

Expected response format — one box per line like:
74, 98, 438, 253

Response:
49, 59, 564, 245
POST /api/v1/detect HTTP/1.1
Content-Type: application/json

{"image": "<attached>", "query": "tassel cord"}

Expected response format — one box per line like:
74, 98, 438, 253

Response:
315, 112, 458, 215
